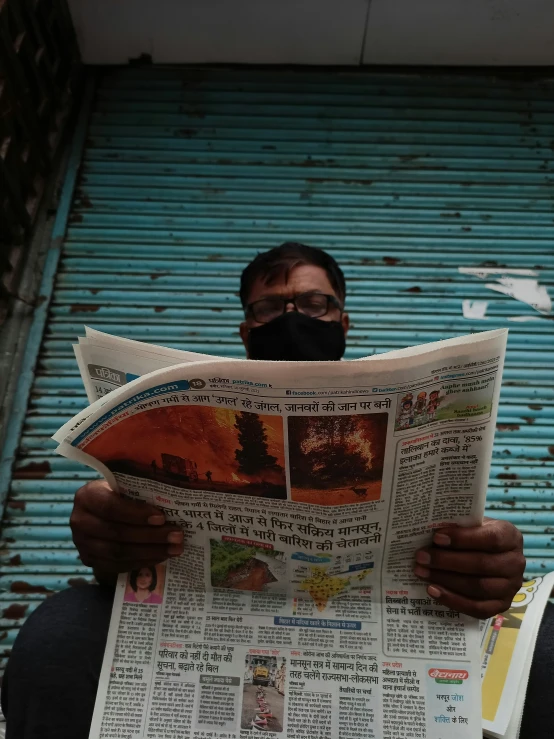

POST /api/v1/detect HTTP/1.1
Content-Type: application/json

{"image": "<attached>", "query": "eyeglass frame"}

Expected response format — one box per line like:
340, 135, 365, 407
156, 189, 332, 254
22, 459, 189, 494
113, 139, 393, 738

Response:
245, 291, 343, 324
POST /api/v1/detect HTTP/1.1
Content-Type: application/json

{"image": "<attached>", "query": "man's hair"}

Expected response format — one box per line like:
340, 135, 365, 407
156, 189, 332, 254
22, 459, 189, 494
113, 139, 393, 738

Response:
129, 566, 157, 592
240, 242, 346, 308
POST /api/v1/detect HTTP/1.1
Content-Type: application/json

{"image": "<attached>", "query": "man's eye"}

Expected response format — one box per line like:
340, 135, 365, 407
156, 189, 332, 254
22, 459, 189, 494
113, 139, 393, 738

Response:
262, 300, 281, 310
257, 300, 282, 316
301, 296, 326, 310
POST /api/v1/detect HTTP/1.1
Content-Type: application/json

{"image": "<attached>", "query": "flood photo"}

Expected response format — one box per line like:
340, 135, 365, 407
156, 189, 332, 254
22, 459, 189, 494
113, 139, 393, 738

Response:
81, 406, 287, 499
288, 413, 388, 505
210, 539, 286, 591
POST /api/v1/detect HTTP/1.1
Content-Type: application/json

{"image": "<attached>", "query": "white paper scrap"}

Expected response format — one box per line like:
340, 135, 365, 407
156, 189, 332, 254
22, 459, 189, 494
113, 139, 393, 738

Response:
507, 315, 546, 322
462, 300, 489, 319
485, 278, 552, 315
458, 267, 539, 279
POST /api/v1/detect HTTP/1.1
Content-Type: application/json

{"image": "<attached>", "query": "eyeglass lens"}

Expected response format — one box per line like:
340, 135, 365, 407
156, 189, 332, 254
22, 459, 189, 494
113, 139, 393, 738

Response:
252, 293, 330, 323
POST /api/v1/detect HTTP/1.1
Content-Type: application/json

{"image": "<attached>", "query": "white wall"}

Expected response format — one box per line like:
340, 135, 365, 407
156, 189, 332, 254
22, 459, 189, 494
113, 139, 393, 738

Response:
68, 0, 554, 66
364, 0, 554, 65
68, 0, 371, 65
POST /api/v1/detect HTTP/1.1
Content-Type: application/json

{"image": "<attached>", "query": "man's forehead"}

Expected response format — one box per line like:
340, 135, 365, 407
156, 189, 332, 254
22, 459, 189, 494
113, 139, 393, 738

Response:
246, 264, 338, 302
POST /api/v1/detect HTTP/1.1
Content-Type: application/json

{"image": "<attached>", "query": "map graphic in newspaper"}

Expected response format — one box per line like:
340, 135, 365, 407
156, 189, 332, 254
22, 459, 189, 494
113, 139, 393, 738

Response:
298, 564, 373, 611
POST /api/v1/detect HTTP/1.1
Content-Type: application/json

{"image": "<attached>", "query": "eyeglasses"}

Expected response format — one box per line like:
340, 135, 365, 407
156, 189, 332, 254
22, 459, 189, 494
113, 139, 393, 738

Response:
246, 292, 341, 324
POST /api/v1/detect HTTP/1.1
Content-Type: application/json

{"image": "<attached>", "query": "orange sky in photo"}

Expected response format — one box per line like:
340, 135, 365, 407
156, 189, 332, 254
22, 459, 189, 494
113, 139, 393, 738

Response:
82, 405, 285, 483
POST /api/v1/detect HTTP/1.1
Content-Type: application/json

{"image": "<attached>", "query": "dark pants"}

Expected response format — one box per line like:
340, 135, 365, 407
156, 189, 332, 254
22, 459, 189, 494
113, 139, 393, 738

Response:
1, 585, 114, 739
2, 585, 553, 738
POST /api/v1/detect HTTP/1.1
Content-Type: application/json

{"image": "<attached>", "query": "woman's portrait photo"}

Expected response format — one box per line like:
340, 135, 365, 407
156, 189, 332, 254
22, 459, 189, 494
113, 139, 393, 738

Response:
124, 564, 165, 605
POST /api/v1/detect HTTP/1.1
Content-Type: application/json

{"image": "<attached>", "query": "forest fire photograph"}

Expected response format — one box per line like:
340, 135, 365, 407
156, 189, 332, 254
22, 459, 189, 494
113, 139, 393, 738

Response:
81, 406, 287, 499
288, 412, 388, 505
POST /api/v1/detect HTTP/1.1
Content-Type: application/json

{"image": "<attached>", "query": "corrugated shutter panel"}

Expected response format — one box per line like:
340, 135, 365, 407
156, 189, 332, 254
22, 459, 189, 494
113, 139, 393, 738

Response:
2, 67, 553, 655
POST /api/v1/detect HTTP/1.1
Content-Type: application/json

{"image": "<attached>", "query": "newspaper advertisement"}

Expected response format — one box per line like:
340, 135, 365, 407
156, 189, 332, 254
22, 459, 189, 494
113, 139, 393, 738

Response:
481, 571, 554, 738
54, 328, 508, 739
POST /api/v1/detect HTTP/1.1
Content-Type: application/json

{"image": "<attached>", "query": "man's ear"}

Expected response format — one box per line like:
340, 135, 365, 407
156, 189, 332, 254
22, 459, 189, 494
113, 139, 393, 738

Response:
239, 322, 250, 357
341, 312, 350, 337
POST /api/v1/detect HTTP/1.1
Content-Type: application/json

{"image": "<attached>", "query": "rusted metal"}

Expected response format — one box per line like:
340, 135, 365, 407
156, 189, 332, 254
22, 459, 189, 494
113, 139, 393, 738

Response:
2, 604, 27, 619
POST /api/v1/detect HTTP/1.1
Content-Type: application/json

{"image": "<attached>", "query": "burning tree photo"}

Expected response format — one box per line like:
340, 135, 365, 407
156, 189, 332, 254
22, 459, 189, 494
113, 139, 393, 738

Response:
82, 406, 286, 499
288, 413, 388, 505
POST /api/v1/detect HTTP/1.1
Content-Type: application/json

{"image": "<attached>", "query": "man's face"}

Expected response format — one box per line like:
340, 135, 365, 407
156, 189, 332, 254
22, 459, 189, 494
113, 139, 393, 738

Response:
239, 264, 349, 356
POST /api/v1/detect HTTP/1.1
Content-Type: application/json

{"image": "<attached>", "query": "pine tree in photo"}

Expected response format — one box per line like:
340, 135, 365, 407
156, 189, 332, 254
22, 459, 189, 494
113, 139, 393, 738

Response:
234, 412, 278, 475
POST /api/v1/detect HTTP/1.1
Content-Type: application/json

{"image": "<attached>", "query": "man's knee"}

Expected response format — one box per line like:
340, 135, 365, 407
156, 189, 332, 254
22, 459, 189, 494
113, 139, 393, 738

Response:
8, 584, 112, 663
2, 584, 114, 721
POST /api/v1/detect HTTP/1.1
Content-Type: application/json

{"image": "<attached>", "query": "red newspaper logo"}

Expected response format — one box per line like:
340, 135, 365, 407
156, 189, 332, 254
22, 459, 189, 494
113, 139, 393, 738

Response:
428, 669, 469, 680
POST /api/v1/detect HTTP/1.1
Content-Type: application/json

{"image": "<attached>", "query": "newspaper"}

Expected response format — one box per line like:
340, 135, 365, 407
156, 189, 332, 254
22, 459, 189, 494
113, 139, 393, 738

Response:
54, 328, 508, 739
75, 327, 236, 404
481, 571, 554, 739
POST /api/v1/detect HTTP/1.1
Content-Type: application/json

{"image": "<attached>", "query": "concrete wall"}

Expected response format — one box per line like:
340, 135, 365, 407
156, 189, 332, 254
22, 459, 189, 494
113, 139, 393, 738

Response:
68, 0, 554, 65
364, 0, 554, 65
68, 0, 370, 65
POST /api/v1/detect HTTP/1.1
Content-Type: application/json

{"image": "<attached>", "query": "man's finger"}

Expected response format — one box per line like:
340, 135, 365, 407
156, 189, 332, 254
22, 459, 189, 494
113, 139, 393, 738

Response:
415, 547, 526, 578
424, 584, 509, 620
414, 567, 519, 601
432, 519, 523, 554
71, 509, 183, 546
76, 482, 167, 526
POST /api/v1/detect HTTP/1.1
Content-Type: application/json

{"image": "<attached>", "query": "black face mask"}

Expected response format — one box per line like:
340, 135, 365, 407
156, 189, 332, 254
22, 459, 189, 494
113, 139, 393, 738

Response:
248, 311, 346, 361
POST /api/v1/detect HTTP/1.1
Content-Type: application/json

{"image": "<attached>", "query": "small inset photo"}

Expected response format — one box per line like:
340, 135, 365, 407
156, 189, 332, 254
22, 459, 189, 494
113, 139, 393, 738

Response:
394, 377, 495, 432
124, 564, 166, 605
395, 390, 443, 431
210, 539, 287, 592
242, 654, 286, 732
288, 413, 388, 505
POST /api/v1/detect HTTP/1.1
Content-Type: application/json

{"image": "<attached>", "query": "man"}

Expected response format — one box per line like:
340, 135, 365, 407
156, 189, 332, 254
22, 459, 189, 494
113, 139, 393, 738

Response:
2, 242, 547, 738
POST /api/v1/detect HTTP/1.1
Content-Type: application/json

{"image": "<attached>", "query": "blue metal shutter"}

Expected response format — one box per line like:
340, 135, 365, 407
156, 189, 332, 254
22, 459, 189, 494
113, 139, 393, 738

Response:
1, 67, 553, 657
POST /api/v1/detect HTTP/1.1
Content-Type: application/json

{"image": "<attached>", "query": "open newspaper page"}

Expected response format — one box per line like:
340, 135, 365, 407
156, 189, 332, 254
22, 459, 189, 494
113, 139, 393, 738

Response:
481, 571, 554, 739
54, 329, 507, 739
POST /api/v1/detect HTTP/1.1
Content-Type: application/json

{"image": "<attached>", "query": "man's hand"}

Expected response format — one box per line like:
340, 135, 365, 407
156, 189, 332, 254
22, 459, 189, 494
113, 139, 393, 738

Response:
414, 518, 525, 619
71, 480, 184, 579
